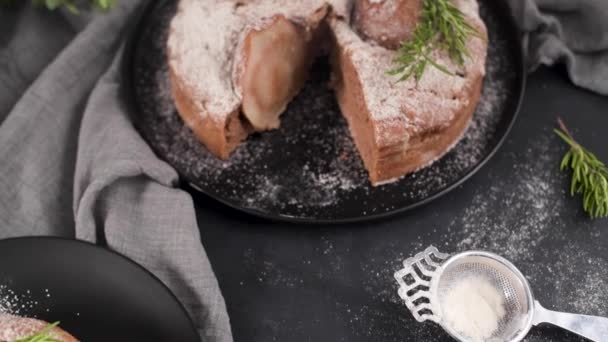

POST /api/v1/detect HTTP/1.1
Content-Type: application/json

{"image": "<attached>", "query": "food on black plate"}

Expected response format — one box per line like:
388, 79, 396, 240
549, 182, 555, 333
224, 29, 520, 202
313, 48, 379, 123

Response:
0, 314, 78, 342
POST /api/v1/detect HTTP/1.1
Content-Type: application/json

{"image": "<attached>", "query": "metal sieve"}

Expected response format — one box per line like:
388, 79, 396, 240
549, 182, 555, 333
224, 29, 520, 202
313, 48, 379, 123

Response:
395, 246, 608, 342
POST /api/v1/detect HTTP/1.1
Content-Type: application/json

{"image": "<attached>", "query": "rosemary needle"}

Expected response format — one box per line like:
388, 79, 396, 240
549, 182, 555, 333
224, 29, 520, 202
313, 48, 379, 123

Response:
389, 0, 483, 82
555, 118, 608, 219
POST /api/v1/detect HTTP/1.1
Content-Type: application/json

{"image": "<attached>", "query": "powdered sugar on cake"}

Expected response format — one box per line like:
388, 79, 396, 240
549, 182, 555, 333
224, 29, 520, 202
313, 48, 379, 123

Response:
167, 0, 351, 119
168, 0, 483, 127
330, 0, 486, 132
167, 0, 242, 116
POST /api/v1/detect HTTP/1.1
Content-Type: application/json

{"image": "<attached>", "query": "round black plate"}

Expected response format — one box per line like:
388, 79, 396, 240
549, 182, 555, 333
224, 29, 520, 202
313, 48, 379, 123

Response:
0, 237, 199, 341
127, 0, 525, 223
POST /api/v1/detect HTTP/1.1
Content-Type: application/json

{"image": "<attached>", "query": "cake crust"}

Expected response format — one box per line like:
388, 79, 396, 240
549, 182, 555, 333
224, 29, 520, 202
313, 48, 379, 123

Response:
167, 0, 488, 185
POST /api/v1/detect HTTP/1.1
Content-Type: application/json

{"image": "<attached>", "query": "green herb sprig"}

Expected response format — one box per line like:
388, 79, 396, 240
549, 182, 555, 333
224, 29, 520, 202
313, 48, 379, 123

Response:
0, 0, 115, 13
15, 321, 61, 342
555, 118, 608, 219
389, 0, 483, 82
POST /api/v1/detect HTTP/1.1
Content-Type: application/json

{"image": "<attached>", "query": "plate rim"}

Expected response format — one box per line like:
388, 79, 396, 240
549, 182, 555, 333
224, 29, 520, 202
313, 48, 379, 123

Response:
124, 0, 526, 225
0, 236, 200, 340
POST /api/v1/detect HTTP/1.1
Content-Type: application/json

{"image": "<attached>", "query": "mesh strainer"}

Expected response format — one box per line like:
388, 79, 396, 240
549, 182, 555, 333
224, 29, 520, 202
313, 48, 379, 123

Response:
394, 246, 608, 342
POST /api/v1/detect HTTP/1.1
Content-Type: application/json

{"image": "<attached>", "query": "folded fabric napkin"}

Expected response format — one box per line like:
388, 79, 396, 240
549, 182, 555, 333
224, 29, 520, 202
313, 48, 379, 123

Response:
508, 0, 608, 95
0, 2, 231, 341
0, 1, 606, 342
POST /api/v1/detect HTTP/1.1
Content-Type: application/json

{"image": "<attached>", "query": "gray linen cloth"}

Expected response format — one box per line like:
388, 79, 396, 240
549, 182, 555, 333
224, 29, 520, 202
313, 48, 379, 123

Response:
509, 0, 608, 95
0, 2, 232, 341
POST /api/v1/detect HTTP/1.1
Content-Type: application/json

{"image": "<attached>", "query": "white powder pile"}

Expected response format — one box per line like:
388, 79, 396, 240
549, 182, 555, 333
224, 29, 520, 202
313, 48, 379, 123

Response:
442, 277, 506, 341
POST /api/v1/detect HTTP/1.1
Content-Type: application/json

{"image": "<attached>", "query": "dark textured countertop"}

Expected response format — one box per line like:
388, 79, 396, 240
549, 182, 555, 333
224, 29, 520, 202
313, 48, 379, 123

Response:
195, 66, 608, 342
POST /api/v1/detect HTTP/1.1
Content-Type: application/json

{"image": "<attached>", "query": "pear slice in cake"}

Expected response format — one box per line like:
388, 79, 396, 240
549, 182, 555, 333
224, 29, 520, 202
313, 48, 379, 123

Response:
167, 0, 330, 159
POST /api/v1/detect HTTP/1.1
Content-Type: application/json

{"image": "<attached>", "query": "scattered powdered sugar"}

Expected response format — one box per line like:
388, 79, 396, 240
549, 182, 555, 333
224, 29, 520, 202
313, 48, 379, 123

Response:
366, 130, 605, 341
387, 48, 508, 199
542, 242, 608, 319
0, 285, 40, 316
450, 49, 508, 169
452, 133, 567, 264
224, 125, 604, 341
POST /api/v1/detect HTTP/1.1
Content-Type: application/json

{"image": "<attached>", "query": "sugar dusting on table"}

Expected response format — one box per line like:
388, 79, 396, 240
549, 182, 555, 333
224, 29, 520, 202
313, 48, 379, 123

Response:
228, 123, 607, 340
0, 286, 64, 340
0, 285, 41, 316
342, 129, 608, 341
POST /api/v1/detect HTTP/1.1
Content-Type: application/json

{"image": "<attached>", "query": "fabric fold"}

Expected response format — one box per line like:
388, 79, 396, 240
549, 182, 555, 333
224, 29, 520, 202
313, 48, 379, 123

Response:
74, 48, 232, 341
508, 0, 608, 95
0, 2, 233, 341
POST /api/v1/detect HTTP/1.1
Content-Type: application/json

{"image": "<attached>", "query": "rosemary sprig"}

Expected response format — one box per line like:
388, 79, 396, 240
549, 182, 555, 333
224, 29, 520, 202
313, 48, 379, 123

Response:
555, 118, 608, 219
388, 0, 483, 82
0, 0, 115, 13
15, 321, 61, 342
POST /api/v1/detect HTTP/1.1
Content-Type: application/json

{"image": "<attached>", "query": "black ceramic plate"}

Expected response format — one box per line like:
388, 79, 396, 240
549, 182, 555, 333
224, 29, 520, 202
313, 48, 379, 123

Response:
127, 0, 525, 223
0, 237, 199, 341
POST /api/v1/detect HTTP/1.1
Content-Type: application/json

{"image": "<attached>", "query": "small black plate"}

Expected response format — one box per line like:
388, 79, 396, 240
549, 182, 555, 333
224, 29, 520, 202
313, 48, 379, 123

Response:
127, 0, 525, 224
0, 237, 199, 341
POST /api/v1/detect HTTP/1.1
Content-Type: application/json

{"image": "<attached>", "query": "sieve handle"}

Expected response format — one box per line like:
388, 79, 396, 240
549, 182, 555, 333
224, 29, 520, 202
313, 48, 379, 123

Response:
533, 301, 608, 341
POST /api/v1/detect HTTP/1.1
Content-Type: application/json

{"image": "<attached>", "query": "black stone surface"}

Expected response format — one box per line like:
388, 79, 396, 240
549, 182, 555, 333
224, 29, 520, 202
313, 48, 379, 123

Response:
196, 67, 608, 342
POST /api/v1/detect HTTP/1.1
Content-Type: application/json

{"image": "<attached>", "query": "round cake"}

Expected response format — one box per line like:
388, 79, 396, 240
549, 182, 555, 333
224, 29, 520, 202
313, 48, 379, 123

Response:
167, 0, 488, 185
0, 314, 78, 342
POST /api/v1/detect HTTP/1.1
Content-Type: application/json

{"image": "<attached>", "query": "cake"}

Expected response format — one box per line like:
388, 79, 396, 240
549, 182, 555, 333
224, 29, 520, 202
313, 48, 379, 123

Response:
0, 314, 78, 342
167, 0, 488, 185
167, 0, 337, 159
